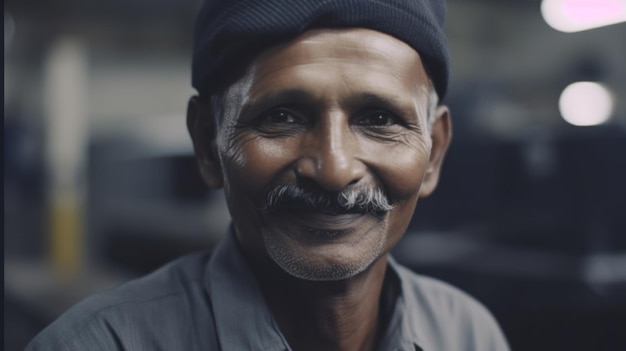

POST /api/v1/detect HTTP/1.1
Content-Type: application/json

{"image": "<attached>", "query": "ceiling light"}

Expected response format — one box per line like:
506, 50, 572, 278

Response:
559, 81, 614, 126
541, 0, 626, 32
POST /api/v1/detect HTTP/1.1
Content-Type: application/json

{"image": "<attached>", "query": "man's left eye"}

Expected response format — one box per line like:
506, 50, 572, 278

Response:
356, 111, 399, 126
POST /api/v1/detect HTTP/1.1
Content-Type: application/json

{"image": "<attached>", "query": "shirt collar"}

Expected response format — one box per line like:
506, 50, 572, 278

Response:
383, 256, 430, 351
205, 232, 290, 351
205, 232, 428, 351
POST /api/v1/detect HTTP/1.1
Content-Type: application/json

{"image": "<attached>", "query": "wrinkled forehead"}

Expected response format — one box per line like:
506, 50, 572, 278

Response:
222, 28, 432, 101
256, 28, 428, 78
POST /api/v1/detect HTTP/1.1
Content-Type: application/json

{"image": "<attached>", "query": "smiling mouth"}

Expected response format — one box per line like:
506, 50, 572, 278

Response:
270, 209, 375, 240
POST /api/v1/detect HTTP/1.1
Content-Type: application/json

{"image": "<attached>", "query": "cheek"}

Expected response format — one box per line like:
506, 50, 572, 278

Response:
365, 139, 431, 200
381, 141, 431, 246
390, 152, 429, 193
220, 135, 297, 194
380, 152, 429, 249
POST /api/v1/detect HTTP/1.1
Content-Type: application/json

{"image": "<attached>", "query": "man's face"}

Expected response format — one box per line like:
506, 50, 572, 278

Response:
190, 28, 451, 281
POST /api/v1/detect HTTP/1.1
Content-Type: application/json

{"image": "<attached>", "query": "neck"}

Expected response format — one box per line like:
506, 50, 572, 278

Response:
253, 256, 389, 351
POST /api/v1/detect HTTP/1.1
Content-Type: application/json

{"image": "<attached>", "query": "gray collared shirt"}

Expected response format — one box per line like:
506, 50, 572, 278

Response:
27, 233, 509, 351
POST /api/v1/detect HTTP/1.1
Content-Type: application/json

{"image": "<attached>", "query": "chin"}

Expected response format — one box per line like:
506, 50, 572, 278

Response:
261, 220, 389, 281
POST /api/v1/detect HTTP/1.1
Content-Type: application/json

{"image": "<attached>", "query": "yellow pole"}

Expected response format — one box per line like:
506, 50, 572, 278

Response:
49, 194, 83, 277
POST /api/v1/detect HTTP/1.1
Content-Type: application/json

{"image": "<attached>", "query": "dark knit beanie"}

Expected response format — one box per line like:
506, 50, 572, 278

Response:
192, 0, 450, 100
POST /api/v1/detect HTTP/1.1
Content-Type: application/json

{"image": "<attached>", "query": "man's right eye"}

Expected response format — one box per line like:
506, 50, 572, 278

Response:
261, 110, 302, 124
253, 109, 307, 135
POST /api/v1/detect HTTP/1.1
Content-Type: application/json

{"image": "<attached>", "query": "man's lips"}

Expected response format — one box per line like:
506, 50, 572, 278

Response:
291, 211, 364, 227
270, 208, 373, 232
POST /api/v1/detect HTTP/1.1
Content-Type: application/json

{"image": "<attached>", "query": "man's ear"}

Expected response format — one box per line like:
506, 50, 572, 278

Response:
419, 105, 452, 198
187, 96, 224, 188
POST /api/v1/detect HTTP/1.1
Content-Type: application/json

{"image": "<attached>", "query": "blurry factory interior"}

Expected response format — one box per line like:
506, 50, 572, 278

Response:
4, 0, 626, 350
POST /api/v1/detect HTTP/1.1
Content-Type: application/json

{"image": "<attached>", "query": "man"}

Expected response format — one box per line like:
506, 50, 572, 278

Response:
28, 0, 510, 350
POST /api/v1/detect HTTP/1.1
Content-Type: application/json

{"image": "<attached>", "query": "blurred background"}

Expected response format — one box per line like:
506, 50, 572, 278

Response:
4, 0, 626, 349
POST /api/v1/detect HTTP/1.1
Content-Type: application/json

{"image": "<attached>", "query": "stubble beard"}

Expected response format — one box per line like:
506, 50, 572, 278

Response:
261, 226, 387, 281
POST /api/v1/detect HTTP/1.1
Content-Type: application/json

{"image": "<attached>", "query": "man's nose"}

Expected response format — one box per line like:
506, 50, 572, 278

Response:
294, 113, 366, 192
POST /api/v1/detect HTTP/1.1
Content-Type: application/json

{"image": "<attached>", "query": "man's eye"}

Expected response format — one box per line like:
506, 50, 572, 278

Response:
356, 111, 399, 126
262, 110, 301, 124
253, 109, 307, 135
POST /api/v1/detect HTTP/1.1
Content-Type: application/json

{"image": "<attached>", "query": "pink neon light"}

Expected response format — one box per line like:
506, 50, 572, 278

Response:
562, 0, 625, 23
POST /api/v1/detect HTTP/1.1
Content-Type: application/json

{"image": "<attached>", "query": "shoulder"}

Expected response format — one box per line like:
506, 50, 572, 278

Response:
394, 263, 510, 350
399, 265, 491, 319
26, 252, 217, 351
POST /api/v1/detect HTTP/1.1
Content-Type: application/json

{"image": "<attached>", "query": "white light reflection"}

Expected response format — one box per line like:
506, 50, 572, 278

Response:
541, 0, 626, 32
559, 82, 614, 126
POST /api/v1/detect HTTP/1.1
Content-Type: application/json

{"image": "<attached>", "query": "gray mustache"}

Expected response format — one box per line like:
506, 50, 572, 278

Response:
266, 184, 394, 216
